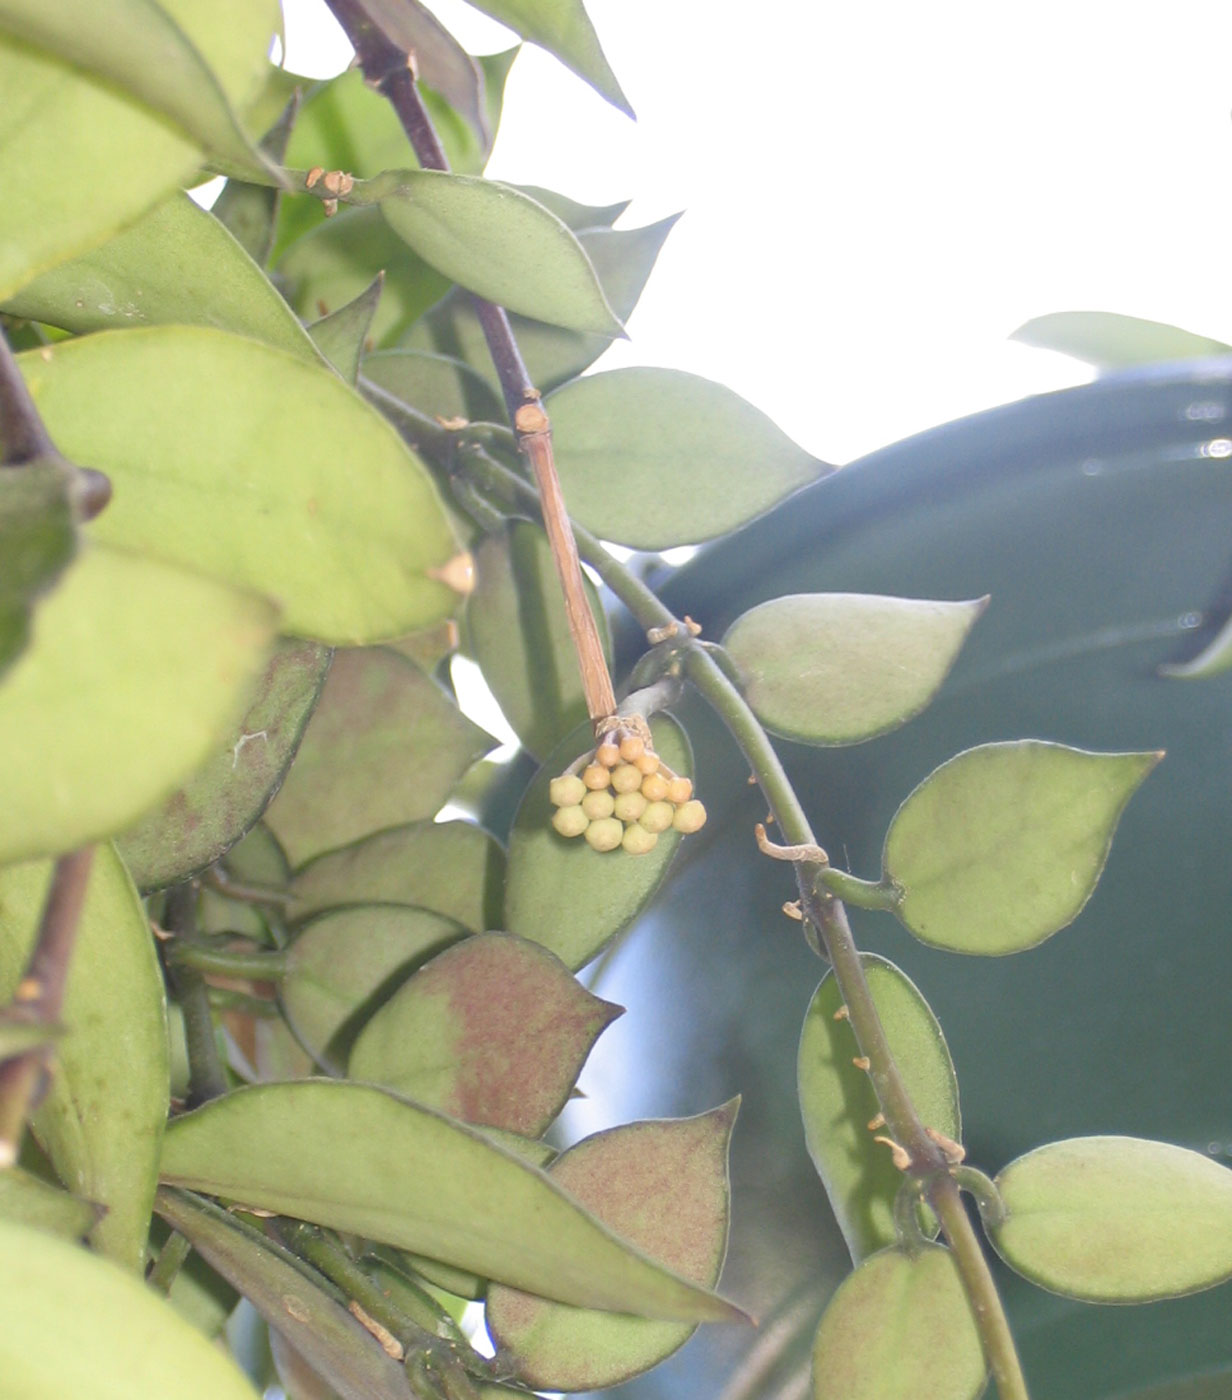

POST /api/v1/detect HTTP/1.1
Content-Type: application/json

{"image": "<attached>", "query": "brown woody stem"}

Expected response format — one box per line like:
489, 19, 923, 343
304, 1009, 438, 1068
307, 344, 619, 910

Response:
0, 847, 95, 1164
326, 0, 617, 728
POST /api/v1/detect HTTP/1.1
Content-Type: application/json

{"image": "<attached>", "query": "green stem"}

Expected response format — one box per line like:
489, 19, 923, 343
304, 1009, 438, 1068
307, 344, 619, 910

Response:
147, 1229, 192, 1294
164, 885, 228, 1107
167, 943, 287, 981
453, 443, 1031, 1396
817, 867, 901, 911
279, 1223, 490, 1380
929, 1176, 1030, 1400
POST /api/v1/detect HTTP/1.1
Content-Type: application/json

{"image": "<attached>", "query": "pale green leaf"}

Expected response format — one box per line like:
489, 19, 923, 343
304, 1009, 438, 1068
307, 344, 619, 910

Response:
309, 275, 384, 384
159, 1079, 746, 1322
18, 327, 461, 643
724, 594, 986, 744
468, 520, 612, 758
289, 820, 505, 932
0, 845, 169, 1270
798, 956, 959, 1260
460, 0, 632, 115
0, 0, 277, 177
1012, 310, 1232, 368
505, 716, 693, 970
991, 1136, 1232, 1301
1160, 611, 1232, 679
0, 544, 277, 863
279, 205, 453, 347
402, 216, 678, 393
380, 172, 624, 336
0, 1216, 258, 1399
263, 646, 494, 866
0, 1, 276, 300
350, 932, 622, 1134
281, 904, 467, 1066
548, 368, 827, 549
117, 639, 331, 891
0, 460, 76, 679
513, 186, 629, 229
157, 1189, 412, 1400
3, 194, 319, 361
487, 1104, 736, 1390
811, 1246, 986, 1400
211, 90, 298, 266
362, 348, 504, 425
0, 1166, 99, 1240
883, 741, 1161, 954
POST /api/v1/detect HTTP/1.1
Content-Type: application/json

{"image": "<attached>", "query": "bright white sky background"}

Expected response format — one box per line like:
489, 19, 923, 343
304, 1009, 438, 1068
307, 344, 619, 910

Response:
281, 0, 1232, 465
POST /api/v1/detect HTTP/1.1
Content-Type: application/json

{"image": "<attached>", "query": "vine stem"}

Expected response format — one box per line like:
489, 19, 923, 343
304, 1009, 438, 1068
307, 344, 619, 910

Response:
0, 847, 95, 1165
323, 0, 616, 730
318, 7, 1028, 1391
163, 884, 229, 1107
453, 448, 1030, 1398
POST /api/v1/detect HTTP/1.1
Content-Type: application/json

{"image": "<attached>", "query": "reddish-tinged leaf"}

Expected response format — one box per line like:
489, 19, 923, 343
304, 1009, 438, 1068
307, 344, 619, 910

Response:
349, 933, 622, 1135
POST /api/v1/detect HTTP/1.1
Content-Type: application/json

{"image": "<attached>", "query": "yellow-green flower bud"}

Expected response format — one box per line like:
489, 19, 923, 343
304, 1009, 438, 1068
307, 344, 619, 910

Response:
584, 817, 624, 852
639, 800, 675, 834
582, 788, 615, 820
622, 823, 658, 855
613, 790, 647, 823
549, 774, 587, 807
551, 805, 588, 838
672, 799, 707, 834
610, 763, 642, 794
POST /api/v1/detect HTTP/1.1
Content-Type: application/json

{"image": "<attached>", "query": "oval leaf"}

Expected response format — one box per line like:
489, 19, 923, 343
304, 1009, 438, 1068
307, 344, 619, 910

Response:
118, 639, 330, 891
468, 520, 612, 759
3, 193, 319, 361
883, 741, 1162, 954
0, 1216, 258, 1399
505, 715, 693, 970
363, 348, 505, 439
0, 1, 274, 301
289, 820, 505, 932
461, 0, 632, 115
0, 544, 277, 864
797, 955, 960, 1260
0, 844, 169, 1270
263, 647, 494, 866
0, 0, 276, 177
724, 593, 985, 745
403, 214, 678, 396
548, 368, 826, 549
350, 932, 622, 1135
281, 904, 467, 1066
811, 1246, 986, 1400
380, 173, 624, 336
486, 1103, 736, 1391
158, 1080, 745, 1323
991, 1136, 1232, 1302
403, 215, 678, 395
19, 328, 461, 645
1012, 311, 1232, 369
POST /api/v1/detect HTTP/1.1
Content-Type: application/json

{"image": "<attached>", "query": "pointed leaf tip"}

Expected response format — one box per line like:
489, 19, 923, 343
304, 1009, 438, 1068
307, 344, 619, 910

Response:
884, 741, 1161, 954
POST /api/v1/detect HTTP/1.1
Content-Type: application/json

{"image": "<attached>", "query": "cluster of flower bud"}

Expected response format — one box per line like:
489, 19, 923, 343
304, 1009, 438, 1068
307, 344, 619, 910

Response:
548, 726, 707, 855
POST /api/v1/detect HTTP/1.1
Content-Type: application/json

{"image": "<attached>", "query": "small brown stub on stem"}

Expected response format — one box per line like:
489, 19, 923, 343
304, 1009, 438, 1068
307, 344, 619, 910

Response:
782, 900, 804, 921
832, 1003, 849, 1021
925, 1125, 967, 1165
867, 1112, 886, 1131
428, 551, 475, 595
514, 401, 550, 435
873, 1136, 913, 1171
348, 1301, 405, 1360
322, 198, 339, 217
852, 1055, 871, 1072
305, 166, 324, 189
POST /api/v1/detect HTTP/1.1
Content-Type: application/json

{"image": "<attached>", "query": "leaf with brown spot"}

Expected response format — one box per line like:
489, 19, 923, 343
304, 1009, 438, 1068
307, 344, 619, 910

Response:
349, 933, 622, 1136
486, 1102, 738, 1390
263, 646, 494, 867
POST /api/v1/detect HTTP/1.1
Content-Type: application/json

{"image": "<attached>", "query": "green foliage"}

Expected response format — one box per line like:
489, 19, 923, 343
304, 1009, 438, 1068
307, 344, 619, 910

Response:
0, 4, 1228, 1399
